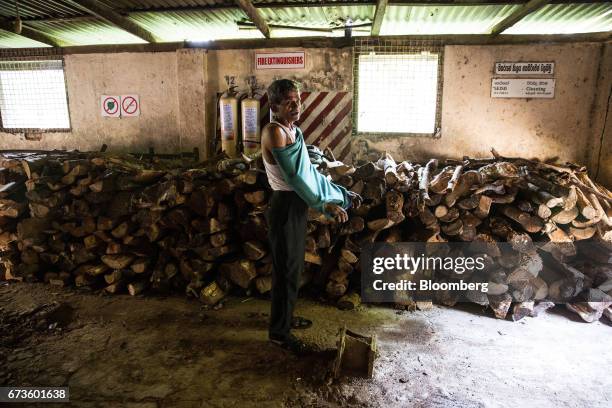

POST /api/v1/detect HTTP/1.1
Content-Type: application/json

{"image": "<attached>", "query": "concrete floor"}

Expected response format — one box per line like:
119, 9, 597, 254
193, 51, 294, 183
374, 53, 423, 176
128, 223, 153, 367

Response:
1, 281, 611, 408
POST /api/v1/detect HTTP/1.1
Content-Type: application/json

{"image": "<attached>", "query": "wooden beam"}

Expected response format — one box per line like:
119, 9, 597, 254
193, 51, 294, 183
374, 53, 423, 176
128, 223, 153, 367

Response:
65, 0, 159, 43
371, 0, 389, 36
234, 0, 271, 39
489, 0, 550, 36
4, 32, 608, 55
0, 18, 62, 47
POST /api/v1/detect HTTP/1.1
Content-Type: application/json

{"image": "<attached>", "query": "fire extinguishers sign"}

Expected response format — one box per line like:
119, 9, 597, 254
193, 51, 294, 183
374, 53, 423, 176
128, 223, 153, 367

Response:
255, 51, 305, 70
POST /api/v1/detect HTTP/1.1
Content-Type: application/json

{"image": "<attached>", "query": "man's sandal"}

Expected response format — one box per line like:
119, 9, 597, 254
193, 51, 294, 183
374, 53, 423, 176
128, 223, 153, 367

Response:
291, 316, 312, 330
269, 334, 311, 355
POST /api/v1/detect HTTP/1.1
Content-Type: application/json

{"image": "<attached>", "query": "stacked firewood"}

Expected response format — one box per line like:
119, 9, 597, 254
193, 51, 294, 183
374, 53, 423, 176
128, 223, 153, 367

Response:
1, 147, 611, 323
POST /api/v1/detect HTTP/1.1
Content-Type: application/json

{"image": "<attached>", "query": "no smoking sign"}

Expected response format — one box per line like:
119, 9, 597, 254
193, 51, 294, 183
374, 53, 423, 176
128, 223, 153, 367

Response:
100, 94, 140, 117
121, 95, 140, 117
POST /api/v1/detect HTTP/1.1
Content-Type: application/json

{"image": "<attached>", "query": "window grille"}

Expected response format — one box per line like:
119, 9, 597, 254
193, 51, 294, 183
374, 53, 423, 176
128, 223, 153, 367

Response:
353, 38, 444, 138
0, 55, 71, 132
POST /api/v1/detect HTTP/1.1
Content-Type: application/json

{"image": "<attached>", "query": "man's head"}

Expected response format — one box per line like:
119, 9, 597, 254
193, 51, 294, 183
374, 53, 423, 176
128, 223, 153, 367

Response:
267, 79, 301, 124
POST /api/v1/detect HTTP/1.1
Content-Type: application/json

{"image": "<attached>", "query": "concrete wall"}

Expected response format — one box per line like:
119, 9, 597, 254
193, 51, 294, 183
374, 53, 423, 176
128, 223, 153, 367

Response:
0, 42, 609, 186
364, 42, 609, 186
0, 50, 207, 155
586, 41, 612, 188
204, 47, 352, 154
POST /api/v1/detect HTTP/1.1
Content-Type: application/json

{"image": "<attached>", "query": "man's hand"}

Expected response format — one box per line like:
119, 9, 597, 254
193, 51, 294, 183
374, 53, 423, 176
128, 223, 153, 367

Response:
324, 203, 349, 223
347, 191, 363, 209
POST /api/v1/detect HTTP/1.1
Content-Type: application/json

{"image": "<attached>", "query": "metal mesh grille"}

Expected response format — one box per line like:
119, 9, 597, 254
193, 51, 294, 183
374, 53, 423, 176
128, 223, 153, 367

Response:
352, 38, 444, 138
0, 52, 71, 132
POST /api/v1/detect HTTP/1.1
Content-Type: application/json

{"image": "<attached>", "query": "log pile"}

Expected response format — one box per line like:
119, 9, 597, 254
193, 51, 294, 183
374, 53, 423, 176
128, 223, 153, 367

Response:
1, 147, 611, 323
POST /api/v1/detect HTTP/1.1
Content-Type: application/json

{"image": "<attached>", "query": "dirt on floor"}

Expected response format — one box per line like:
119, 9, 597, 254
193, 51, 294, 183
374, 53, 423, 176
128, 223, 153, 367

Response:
0, 281, 611, 408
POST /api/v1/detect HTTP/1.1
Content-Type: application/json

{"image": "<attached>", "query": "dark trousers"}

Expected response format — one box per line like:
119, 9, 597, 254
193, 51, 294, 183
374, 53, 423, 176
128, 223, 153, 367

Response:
266, 190, 308, 340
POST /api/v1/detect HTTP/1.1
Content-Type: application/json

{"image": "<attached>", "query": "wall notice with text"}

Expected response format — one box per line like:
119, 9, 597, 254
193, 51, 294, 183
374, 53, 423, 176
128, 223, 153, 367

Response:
491, 79, 555, 98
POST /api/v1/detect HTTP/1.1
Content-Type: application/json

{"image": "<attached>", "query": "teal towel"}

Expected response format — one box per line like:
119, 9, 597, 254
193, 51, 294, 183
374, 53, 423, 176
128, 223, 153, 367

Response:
271, 127, 350, 218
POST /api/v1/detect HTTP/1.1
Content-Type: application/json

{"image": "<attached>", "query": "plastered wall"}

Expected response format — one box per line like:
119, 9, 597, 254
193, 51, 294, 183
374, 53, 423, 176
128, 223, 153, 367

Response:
0, 41, 608, 186
363, 42, 610, 186
0, 51, 190, 153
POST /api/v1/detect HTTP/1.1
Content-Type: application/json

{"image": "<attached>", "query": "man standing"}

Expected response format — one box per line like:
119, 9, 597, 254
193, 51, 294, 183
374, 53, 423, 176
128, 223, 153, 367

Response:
261, 79, 360, 354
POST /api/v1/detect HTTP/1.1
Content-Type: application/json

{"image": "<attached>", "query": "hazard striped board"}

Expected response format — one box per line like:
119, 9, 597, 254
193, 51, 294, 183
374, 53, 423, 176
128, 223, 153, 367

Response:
258, 91, 353, 163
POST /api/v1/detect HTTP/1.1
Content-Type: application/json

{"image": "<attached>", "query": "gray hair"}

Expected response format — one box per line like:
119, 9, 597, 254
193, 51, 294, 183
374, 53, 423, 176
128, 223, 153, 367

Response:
267, 79, 300, 106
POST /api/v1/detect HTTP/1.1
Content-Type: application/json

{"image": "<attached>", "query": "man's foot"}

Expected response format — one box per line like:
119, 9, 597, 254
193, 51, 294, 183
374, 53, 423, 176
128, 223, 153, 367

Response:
269, 333, 312, 355
291, 316, 312, 330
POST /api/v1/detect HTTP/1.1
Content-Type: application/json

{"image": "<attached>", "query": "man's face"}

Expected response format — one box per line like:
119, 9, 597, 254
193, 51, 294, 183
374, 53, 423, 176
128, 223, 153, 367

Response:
273, 90, 301, 124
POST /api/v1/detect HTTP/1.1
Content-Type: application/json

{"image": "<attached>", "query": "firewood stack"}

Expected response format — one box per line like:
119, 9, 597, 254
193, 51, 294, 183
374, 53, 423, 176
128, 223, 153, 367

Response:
1, 147, 611, 323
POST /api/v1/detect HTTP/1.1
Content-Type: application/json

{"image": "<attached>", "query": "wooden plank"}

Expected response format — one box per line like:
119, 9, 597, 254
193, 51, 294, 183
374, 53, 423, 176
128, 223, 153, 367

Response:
0, 18, 62, 47
65, 0, 159, 43
372, 0, 389, 36
489, 0, 551, 36
4, 32, 608, 56
234, 0, 271, 39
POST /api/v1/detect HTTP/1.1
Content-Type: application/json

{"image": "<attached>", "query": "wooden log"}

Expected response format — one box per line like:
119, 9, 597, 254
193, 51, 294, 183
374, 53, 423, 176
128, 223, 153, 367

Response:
440, 219, 463, 236
222, 259, 256, 289
385, 191, 405, 223
200, 281, 226, 305
444, 171, 481, 207
569, 226, 596, 240
244, 190, 266, 205
500, 205, 543, 233
473, 195, 493, 219
429, 166, 454, 194
316, 225, 331, 248
243, 240, 266, 260
338, 292, 361, 310
101, 254, 134, 270
511, 301, 535, 321
128, 280, 148, 296
488, 293, 512, 319
305, 251, 322, 265
255, 275, 272, 294
419, 159, 438, 205
340, 249, 358, 264
550, 206, 579, 224
439, 207, 460, 223
457, 195, 480, 210
378, 152, 399, 186
446, 165, 463, 193
566, 289, 612, 323
575, 187, 598, 220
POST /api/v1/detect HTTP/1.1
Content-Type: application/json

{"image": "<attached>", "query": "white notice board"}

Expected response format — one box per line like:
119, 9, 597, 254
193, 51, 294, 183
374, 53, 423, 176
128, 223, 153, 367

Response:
491, 79, 555, 98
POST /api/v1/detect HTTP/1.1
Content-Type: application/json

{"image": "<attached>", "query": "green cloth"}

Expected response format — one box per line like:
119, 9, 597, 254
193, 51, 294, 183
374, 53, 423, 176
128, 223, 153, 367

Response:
271, 127, 350, 218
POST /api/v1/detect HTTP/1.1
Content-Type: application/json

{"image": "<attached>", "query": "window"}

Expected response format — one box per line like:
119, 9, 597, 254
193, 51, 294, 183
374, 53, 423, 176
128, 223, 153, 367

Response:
0, 59, 70, 131
353, 39, 443, 137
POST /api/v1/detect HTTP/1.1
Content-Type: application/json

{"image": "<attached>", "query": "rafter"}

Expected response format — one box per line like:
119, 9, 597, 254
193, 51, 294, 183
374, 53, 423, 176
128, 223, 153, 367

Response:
64, 0, 159, 43
371, 0, 389, 36
0, 17, 62, 47
234, 0, 271, 38
489, 0, 551, 35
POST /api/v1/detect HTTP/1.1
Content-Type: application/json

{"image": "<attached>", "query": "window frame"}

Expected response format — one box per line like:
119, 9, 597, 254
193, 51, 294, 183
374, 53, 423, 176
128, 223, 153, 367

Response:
352, 39, 444, 139
0, 53, 72, 134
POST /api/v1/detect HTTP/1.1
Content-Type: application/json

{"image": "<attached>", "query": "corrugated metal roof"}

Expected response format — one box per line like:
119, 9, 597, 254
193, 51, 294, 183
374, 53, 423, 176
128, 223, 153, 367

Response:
504, 2, 612, 34
128, 9, 264, 41
259, 5, 373, 37
26, 20, 147, 45
0, 1, 83, 19
0, 2, 610, 48
260, 5, 373, 27
381, 4, 520, 35
0, 30, 50, 48
99, 0, 233, 12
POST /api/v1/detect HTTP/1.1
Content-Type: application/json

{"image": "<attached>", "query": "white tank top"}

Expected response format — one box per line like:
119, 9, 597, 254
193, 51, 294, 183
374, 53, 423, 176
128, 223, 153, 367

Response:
263, 121, 296, 191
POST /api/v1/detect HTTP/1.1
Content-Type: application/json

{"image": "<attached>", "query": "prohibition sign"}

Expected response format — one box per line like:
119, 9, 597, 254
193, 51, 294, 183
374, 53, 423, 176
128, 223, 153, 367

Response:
122, 96, 138, 115
103, 96, 119, 115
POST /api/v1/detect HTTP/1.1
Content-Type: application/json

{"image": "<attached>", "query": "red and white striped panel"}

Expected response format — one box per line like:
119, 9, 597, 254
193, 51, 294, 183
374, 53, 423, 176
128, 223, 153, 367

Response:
258, 91, 353, 163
